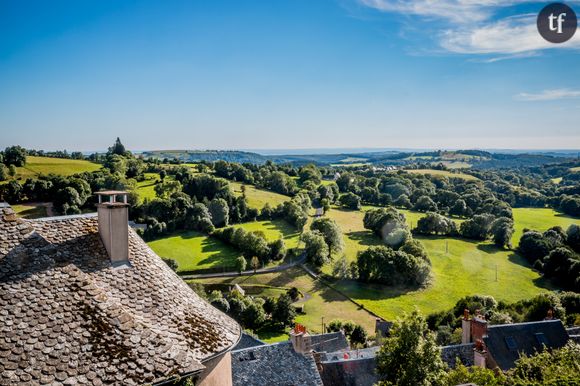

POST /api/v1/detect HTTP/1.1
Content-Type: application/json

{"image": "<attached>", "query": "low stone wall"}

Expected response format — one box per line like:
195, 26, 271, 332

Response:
441, 343, 475, 368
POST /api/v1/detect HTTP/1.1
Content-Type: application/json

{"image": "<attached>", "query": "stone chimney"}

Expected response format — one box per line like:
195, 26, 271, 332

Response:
289, 324, 312, 355
461, 309, 471, 344
96, 191, 130, 267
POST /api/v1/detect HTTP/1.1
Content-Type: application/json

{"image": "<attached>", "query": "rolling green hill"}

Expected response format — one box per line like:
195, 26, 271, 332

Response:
14, 156, 101, 178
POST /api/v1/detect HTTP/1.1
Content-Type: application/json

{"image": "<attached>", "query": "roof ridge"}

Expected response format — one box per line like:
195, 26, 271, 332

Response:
488, 319, 562, 329
30, 212, 97, 222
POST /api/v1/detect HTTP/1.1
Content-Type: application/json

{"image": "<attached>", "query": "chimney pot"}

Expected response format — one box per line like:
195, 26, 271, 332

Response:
96, 191, 130, 267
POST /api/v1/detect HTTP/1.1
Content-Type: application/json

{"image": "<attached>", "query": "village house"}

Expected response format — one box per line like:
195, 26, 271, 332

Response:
0, 192, 241, 385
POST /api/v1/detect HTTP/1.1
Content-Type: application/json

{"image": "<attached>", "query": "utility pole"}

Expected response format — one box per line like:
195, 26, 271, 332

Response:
445, 241, 449, 254
495, 264, 498, 282
321, 316, 325, 334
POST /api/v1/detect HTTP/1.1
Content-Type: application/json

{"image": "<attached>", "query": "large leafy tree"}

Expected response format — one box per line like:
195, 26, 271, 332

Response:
301, 230, 330, 268
310, 217, 344, 255
356, 245, 430, 286
3, 145, 27, 167
490, 217, 514, 249
376, 309, 447, 386
272, 293, 296, 327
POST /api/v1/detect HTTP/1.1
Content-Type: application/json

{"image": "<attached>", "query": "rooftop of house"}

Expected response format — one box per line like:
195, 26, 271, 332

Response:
232, 332, 265, 351
231, 341, 323, 386
310, 331, 349, 353
484, 319, 569, 371
0, 204, 241, 385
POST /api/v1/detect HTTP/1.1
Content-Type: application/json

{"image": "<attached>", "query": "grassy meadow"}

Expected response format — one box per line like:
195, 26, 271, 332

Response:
405, 169, 478, 180
333, 237, 552, 320
14, 156, 101, 179
314, 205, 573, 321
233, 219, 301, 249
512, 207, 578, 244
135, 173, 162, 200
147, 230, 241, 272
230, 181, 290, 209
147, 219, 301, 272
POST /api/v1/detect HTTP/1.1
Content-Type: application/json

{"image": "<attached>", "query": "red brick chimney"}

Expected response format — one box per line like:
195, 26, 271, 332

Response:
470, 310, 488, 343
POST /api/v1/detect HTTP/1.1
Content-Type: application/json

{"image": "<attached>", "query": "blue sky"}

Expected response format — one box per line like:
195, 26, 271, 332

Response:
1, 0, 579, 151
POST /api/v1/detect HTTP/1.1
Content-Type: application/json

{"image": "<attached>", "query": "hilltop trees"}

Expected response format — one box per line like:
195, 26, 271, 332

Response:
108, 137, 127, 156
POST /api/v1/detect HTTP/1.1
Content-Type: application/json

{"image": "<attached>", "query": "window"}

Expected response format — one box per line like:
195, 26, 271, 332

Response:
505, 336, 517, 350
535, 333, 548, 346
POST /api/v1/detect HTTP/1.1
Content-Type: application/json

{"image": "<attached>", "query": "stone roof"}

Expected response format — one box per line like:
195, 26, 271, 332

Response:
0, 205, 241, 385
440, 343, 474, 368
231, 341, 323, 386
484, 319, 569, 371
310, 331, 349, 353
232, 332, 265, 351
319, 357, 377, 386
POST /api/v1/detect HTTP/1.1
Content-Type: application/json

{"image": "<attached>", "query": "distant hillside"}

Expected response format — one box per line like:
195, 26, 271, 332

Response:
142, 150, 269, 164
141, 149, 575, 168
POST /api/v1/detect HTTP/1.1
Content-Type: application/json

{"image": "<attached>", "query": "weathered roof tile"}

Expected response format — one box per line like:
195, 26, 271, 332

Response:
0, 208, 241, 385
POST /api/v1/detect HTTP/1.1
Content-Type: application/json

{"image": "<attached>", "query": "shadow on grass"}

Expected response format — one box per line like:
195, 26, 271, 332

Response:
196, 237, 240, 267
318, 277, 420, 303
476, 243, 506, 254
554, 212, 579, 220
346, 231, 383, 247
505, 253, 558, 291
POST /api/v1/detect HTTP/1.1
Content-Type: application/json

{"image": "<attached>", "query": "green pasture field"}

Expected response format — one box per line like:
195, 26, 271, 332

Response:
230, 181, 290, 210
148, 230, 241, 272
13, 156, 101, 179
405, 169, 478, 180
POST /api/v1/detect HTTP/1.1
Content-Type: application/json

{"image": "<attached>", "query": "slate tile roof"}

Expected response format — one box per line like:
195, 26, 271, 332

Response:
231, 341, 323, 386
0, 205, 241, 385
310, 331, 349, 353
232, 332, 265, 351
484, 319, 569, 371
